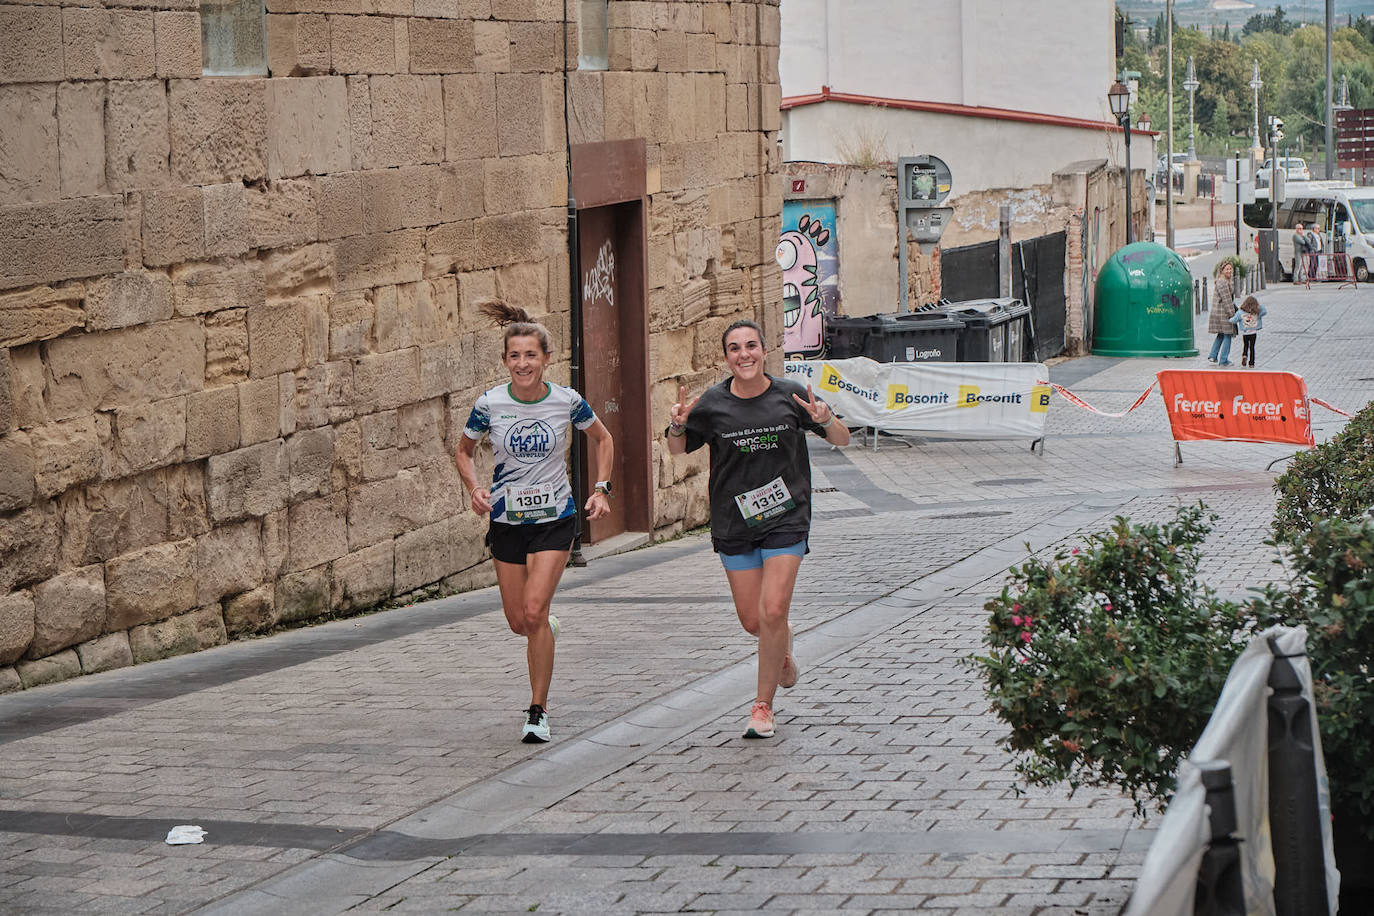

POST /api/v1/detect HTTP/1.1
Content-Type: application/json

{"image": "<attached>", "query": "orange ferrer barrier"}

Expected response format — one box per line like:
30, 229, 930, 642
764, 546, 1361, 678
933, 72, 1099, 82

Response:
1157, 370, 1314, 446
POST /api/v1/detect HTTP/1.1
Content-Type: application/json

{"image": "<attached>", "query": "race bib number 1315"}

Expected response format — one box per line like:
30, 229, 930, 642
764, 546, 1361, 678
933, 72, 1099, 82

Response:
734, 476, 796, 527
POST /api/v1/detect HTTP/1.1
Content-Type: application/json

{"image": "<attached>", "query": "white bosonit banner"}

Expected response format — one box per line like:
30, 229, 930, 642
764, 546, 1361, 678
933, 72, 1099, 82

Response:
784, 357, 1051, 438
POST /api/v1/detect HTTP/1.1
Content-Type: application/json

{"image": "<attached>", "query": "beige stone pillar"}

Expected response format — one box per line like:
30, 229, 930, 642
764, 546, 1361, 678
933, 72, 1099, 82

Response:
1183, 160, 1202, 203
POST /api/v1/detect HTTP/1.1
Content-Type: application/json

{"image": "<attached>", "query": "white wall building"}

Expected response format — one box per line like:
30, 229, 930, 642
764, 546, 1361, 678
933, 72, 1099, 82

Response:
780, 0, 1153, 202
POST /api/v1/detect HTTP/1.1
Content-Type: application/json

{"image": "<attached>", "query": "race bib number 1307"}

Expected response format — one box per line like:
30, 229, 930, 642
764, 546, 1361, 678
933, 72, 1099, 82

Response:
734, 476, 796, 527
506, 483, 558, 522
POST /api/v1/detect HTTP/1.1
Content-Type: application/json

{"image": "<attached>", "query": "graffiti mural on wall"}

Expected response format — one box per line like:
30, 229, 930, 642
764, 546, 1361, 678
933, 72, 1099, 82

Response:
777, 201, 840, 355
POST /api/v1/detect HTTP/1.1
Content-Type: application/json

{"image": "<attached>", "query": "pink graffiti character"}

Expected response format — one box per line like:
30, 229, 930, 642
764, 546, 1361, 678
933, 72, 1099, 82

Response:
776, 215, 828, 353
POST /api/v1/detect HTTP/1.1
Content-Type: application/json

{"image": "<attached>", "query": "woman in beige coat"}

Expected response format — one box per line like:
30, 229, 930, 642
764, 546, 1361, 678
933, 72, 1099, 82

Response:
1207, 259, 1238, 366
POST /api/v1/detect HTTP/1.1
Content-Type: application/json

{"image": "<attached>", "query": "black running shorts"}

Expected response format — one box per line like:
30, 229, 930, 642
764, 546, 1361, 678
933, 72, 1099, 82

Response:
486, 516, 578, 565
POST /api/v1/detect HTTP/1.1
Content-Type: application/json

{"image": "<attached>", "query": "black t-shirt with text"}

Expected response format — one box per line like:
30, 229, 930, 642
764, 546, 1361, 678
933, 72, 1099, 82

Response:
683, 375, 829, 544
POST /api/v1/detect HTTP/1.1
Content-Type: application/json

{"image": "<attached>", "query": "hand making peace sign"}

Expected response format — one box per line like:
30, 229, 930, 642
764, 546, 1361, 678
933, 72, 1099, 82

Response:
791, 384, 835, 426
670, 384, 699, 428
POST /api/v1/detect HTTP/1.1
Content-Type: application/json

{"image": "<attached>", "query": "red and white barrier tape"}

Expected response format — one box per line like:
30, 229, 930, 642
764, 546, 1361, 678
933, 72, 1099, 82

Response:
1038, 381, 1158, 419
1039, 380, 1354, 420
1309, 397, 1353, 418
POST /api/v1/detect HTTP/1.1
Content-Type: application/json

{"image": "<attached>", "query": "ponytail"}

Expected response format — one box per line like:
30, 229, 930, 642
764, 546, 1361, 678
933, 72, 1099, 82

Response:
479, 298, 553, 356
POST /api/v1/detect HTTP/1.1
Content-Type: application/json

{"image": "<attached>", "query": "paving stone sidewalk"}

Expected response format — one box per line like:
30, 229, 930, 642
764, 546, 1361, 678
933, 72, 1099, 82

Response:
0, 280, 1370, 915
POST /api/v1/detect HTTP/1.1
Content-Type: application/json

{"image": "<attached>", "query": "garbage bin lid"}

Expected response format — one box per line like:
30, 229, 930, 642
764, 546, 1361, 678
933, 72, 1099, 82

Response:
825, 315, 889, 328
952, 297, 1022, 317
886, 313, 964, 329
950, 302, 1016, 313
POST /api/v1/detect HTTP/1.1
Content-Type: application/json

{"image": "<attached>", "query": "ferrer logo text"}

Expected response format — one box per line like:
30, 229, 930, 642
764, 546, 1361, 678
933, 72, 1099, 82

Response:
1173, 393, 1220, 414
1231, 395, 1284, 418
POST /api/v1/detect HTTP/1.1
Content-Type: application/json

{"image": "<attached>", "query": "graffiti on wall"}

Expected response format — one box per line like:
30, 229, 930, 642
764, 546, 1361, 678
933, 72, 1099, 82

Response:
583, 239, 615, 308
777, 201, 840, 355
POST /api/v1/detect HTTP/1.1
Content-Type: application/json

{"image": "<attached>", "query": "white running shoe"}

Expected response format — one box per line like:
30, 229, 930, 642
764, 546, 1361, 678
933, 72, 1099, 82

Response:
548, 614, 559, 642
521, 704, 550, 743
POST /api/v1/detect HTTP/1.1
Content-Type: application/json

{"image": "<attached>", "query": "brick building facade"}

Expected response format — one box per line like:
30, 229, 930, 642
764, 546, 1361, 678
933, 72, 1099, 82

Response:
0, 0, 782, 688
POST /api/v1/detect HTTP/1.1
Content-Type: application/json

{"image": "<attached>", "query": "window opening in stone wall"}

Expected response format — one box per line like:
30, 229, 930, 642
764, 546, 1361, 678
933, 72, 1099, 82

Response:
579, 0, 609, 70
202, 0, 268, 76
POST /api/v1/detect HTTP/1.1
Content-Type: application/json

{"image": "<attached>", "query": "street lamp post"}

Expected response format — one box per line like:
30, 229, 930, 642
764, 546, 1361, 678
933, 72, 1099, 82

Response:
1184, 56, 1200, 161
1335, 74, 1353, 181
1109, 81, 1134, 244
1250, 60, 1264, 156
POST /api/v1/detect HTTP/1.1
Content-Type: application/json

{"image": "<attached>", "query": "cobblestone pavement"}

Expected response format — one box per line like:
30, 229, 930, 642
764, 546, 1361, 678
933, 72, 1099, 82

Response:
1, 279, 1370, 914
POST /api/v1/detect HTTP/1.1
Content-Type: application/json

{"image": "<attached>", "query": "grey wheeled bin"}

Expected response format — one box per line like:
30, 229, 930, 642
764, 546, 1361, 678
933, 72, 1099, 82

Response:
952, 298, 1031, 362
822, 316, 889, 358
882, 312, 964, 362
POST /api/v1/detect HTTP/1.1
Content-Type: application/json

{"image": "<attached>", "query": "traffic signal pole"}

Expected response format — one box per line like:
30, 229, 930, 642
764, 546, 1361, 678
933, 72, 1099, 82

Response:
1235, 151, 1243, 258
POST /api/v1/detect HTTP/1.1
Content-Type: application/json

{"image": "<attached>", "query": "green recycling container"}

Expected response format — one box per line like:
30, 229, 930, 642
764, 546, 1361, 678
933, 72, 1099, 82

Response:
1091, 241, 1198, 357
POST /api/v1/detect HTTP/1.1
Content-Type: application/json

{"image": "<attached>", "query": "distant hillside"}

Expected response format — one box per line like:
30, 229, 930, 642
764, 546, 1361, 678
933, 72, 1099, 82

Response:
1122, 1, 1374, 32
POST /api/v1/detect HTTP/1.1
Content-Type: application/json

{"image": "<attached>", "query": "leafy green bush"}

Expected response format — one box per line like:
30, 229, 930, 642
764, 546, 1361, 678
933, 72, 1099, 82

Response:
1250, 517, 1374, 841
1273, 398, 1374, 541
968, 505, 1250, 815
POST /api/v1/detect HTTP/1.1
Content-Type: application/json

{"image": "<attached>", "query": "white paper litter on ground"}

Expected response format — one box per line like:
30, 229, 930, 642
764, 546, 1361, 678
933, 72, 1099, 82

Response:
165, 825, 207, 845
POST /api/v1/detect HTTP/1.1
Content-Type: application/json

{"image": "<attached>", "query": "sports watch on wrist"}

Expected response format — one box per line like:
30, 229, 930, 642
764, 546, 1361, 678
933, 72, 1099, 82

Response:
594, 480, 612, 496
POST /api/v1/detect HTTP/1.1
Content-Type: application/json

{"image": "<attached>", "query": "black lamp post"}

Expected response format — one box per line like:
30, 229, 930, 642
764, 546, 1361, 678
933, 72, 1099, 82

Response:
1109, 80, 1134, 243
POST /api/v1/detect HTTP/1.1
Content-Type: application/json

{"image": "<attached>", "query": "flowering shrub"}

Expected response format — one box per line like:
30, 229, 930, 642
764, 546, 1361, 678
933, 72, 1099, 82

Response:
1272, 398, 1374, 541
968, 505, 1251, 815
1251, 516, 1374, 842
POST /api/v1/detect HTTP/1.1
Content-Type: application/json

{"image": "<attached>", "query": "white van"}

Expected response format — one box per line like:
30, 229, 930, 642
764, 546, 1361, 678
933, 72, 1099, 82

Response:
1241, 181, 1374, 282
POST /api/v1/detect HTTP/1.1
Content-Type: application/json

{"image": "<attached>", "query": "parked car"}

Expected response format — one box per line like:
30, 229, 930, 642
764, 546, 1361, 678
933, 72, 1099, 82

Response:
1156, 152, 1189, 178
1256, 156, 1311, 187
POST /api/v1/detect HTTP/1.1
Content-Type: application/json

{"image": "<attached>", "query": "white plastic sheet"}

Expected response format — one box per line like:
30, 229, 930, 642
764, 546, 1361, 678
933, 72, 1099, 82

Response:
165, 825, 207, 845
1125, 625, 1339, 916
782, 357, 1050, 438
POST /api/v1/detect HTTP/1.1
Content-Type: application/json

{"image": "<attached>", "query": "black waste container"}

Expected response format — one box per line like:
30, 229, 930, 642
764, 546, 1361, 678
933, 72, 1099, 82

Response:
825, 313, 963, 362
952, 298, 1032, 362
881, 312, 963, 362
822, 315, 888, 359
1258, 229, 1280, 282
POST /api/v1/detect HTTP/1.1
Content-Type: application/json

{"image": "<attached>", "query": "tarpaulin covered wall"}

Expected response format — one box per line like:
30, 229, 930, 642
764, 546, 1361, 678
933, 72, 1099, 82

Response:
1124, 626, 1339, 916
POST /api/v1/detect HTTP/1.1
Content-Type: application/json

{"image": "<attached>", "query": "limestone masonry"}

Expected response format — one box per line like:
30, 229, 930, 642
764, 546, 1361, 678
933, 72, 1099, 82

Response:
0, 0, 783, 689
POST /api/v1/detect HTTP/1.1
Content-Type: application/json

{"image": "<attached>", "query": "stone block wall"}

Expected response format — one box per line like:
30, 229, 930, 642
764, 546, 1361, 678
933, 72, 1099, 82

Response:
0, 0, 781, 689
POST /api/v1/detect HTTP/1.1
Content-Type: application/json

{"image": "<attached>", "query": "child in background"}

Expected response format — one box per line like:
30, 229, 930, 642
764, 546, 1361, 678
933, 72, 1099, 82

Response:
1230, 295, 1267, 368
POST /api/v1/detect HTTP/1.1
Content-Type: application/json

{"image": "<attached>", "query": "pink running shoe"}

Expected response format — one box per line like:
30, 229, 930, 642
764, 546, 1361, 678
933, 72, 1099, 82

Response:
779, 623, 799, 689
743, 701, 775, 739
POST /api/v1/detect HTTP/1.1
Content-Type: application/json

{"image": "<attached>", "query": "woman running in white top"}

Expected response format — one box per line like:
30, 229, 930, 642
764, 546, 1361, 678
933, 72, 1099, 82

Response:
455, 300, 614, 744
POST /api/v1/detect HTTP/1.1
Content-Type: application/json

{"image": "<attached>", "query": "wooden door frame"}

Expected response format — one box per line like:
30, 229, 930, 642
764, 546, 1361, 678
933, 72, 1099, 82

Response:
571, 139, 651, 536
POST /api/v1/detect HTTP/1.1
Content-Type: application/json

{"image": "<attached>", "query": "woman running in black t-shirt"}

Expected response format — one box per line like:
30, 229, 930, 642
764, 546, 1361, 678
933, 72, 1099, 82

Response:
665, 320, 849, 738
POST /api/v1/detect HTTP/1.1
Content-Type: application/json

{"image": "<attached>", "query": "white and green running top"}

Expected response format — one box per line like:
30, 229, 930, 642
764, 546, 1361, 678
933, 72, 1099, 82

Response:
462, 382, 597, 525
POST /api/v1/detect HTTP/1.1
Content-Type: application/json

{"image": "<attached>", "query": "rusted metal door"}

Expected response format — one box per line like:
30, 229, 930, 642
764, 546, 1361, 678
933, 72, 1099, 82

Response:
578, 206, 627, 541
572, 140, 651, 545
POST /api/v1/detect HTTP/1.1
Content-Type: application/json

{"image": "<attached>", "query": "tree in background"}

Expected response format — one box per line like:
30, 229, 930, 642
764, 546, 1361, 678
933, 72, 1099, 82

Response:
1210, 96, 1232, 142
1243, 5, 1297, 38
1122, 7, 1374, 160
1355, 15, 1374, 47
